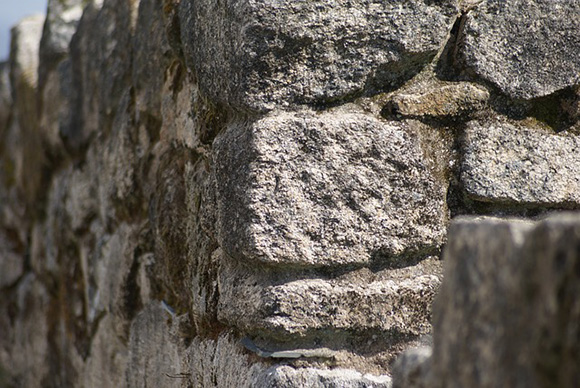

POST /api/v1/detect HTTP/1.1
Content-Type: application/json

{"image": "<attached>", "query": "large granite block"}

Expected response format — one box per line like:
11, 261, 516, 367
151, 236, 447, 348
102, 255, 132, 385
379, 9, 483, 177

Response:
214, 110, 448, 267
180, 0, 458, 111
461, 120, 580, 207
460, 0, 580, 100
218, 257, 442, 338
256, 366, 392, 388
430, 214, 580, 388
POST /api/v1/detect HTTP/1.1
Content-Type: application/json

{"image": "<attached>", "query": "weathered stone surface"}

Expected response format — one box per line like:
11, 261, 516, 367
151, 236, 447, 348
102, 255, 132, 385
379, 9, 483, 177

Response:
6, 0, 580, 385
0, 62, 10, 133
461, 120, 580, 207
40, 0, 84, 56
461, 0, 580, 100
96, 90, 143, 223
219, 257, 442, 339
9, 15, 44, 92
257, 366, 392, 388
38, 58, 73, 160
39, 0, 84, 83
418, 214, 580, 388
187, 334, 267, 388
65, 163, 98, 232
82, 315, 128, 388
382, 81, 489, 119
88, 223, 146, 339
67, 0, 137, 152
127, 303, 183, 388
159, 66, 198, 148
35, 0, 83, 161
132, 0, 173, 126
7, 15, 46, 206
127, 304, 267, 388
149, 144, 201, 316
0, 239, 23, 288
214, 110, 449, 267
392, 346, 432, 388
0, 275, 49, 387
180, 0, 458, 111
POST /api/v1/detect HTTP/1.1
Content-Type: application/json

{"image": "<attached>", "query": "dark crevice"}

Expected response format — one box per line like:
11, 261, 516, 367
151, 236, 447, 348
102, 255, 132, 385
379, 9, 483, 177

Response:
489, 87, 580, 132
121, 253, 144, 342
434, 8, 579, 132
435, 10, 469, 82
245, 327, 421, 359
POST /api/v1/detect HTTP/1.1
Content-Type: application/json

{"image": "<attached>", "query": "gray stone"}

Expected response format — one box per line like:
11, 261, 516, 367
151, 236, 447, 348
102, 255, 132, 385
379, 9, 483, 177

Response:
128, 307, 266, 388
0, 275, 50, 387
10, 0, 580, 385
6, 15, 46, 206
38, 58, 72, 159
36, 0, 83, 160
95, 90, 142, 223
213, 110, 449, 267
180, 0, 458, 111
460, 0, 580, 100
39, 0, 84, 85
149, 144, 202, 318
158, 67, 198, 148
257, 366, 392, 388
126, 303, 183, 388
392, 346, 432, 388
0, 62, 10, 134
65, 163, 98, 233
81, 315, 129, 388
218, 257, 442, 338
424, 214, 580, 388
461, 120, 580, 207
67, 0, 137, 152
9, 15, 44, 93
0, 239, 23, 288
187, 334, 267, 388
40, 0, 85, 56
132, 0, 173, 125
88, 223, 143, 338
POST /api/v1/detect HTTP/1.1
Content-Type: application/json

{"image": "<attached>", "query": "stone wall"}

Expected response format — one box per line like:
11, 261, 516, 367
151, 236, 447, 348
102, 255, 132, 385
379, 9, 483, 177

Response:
0, 0, 578, 387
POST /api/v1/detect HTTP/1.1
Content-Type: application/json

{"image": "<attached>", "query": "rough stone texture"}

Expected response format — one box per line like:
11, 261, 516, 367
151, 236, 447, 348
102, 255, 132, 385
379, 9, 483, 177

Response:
0, 62, 10, 132
2, 0, 580, 386
461, 120, 580, 207
0, 55, 25, 286
9, 15, 44, 91
180, 0, 459, 111
257, 366, 392, 388
38, 57, 72, 159
82, 315, 129, 388
0, 274, 50, 387
382, 81, 489, 119
460, 0, 580, 100
39, 0, 84, 86
6, 15, 46, 207
37, 0, 85, 160
66, 0, 136, 153
219, 257, 442, 340
398, 214, 580, 388
392, 347, 432, 388
126, 303, 183, 387
214, 110, 449, 266
40, 0, 85, 58
0, 239, 22, 288
186, 334, 267, 388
